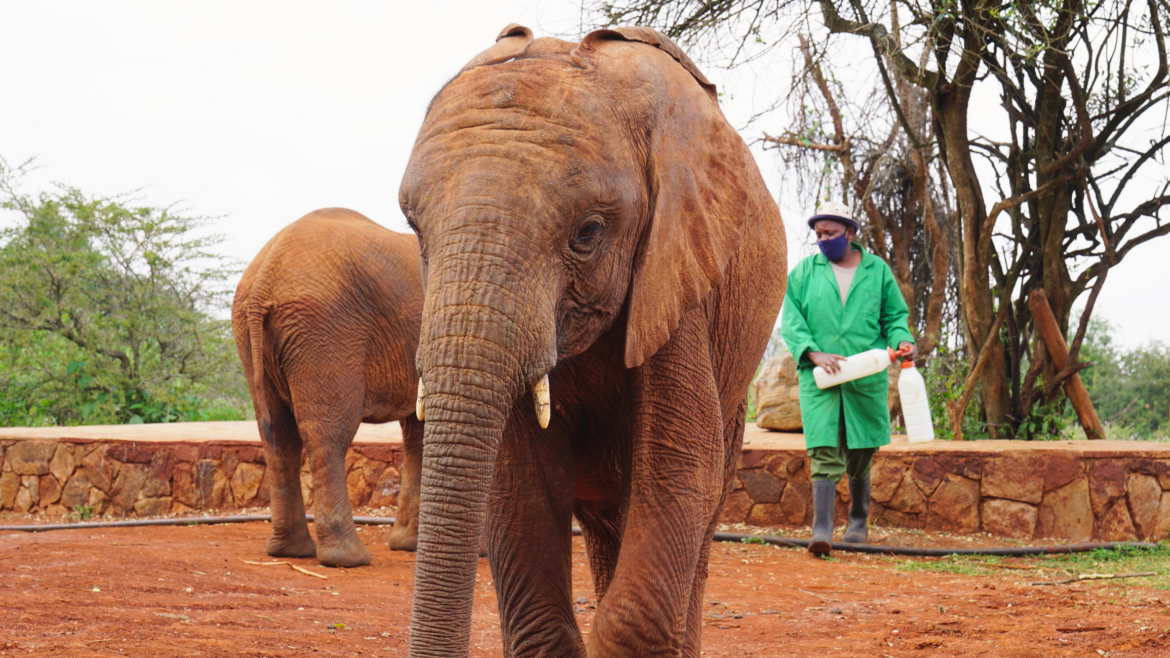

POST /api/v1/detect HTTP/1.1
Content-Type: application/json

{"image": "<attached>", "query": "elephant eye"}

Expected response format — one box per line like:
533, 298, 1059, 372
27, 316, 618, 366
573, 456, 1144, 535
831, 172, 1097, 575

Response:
571, 219, 604, 254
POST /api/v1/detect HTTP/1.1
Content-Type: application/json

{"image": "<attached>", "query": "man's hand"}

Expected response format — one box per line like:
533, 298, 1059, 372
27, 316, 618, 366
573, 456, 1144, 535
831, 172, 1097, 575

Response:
808, 351, 846, 374
899, 342, 918, 362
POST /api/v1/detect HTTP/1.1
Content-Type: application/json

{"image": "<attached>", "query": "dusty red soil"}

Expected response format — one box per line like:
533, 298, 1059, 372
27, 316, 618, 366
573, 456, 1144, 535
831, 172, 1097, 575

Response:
2, 520, 1168, 657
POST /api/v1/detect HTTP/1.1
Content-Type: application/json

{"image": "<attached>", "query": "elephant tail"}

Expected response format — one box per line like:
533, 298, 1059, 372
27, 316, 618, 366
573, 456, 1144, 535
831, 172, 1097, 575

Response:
247, 301, 275, 442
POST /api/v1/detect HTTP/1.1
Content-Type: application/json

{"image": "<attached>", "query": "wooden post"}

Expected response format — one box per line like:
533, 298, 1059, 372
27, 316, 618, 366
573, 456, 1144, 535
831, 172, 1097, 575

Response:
1028, 290, 1106, 440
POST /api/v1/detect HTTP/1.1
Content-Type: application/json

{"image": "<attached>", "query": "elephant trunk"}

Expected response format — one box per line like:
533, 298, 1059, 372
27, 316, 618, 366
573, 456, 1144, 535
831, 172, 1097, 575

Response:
407, 242, 554, 657
407, 351, 511, 657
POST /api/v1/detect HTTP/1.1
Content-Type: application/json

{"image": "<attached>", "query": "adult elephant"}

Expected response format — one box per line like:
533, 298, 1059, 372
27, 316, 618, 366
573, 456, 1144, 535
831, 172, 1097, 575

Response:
232, 208, 423, 567
400, 25, 787, 657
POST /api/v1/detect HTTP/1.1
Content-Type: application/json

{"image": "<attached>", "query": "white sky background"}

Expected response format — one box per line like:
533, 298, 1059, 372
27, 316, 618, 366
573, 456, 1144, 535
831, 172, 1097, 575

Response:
1, 1, 1166, 348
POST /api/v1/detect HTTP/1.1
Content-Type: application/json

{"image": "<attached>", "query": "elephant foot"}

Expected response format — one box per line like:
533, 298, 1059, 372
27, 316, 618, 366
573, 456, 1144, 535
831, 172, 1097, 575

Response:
316, 536, 372, 568
266, 531, 317, 559
386, 523, 418, 553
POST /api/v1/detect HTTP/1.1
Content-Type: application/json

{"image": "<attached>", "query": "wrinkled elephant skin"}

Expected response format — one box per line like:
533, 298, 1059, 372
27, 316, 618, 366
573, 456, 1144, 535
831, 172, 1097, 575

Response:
232, 208, 424, 567
399, 26, 788, 657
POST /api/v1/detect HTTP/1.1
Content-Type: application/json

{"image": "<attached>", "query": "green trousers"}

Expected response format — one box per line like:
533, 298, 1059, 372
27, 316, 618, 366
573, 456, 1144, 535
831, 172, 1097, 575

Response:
809, 406, 877, 482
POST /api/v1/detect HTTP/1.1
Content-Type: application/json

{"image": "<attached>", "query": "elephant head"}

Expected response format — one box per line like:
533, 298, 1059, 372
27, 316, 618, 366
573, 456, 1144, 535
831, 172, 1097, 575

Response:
399, 25, 762, 656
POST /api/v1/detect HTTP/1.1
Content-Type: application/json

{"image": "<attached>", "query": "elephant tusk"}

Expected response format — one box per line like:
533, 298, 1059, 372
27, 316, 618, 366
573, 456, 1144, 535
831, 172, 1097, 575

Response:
415, 380, 426, 421
533, 374, 551, 429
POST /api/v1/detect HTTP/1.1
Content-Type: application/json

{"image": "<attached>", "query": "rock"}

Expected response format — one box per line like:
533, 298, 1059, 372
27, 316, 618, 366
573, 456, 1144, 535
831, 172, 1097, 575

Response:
753, 350, 802, 431
877, 508, 923, 529
49, 443, 77, 484
133, 496, 173, 517
347, 467, 371, 508
59, 469, 94, 510
1128, 458, 1157, 476
1088, 460, 1126, 516
739, 469, 784, 504
140, 451, 173, 498
926, 473, 980, 533
747, 503, 787, 526
933, 453, 983, 480
15, 476, 40, 512
300, 464, 314, 509
779, 476, 811, 525
738, 449, 768, 470
38, 474, 62, 506
170, 500, 198, 515
1155, 494, 1170, 541
171, 463, 200, 508
834, 478, 850, 521
1036, 476, 1092, 541
87, 487, 110, 516
1094, 500, 1137, 541
1155, 460, 1170, 491
201, 461, 230, 510
0, 471, 20, 509
45, 504, 69, 521
981, 499, 1038, 539
345, 456, 387, 508
870, 460, 904, 504
885, 478, 927, 514
231, 462, 265, 506
109, 464, 149, 516
1126, 473, 1162, 538
367, 466, 402, 509
910, 457, 946, 497
1044, 453, 1082, 491
7, 440, 56, 476
720, 489, 752, 524
982, 454, 1046, 504
80, 445, 119, 493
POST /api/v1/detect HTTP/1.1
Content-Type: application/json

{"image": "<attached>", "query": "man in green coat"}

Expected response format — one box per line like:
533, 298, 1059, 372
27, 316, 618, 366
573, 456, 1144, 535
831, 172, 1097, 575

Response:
781, 202, 916, 557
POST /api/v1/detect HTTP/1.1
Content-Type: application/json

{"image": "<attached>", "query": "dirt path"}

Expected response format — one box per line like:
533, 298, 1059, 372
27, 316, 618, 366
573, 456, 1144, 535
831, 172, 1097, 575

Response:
2, 522, 1167, 657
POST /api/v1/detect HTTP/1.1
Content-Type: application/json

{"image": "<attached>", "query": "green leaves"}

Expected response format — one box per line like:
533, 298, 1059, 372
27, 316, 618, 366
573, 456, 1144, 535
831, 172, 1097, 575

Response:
0, 156, 250, 427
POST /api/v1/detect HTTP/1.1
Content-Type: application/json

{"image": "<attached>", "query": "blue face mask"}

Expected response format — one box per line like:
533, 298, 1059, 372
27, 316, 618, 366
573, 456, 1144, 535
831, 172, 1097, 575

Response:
818, 234, 850, 261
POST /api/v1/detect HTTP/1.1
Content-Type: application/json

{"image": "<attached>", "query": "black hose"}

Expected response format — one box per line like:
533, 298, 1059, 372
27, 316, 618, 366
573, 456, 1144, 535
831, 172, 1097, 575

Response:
1, 515, 1158, 557
710, 531, 1160, 557
0, 514, 398, 533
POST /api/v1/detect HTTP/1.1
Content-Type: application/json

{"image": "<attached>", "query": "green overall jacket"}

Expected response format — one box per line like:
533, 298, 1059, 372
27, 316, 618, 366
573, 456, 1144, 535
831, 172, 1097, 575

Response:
780, 244, 915, 450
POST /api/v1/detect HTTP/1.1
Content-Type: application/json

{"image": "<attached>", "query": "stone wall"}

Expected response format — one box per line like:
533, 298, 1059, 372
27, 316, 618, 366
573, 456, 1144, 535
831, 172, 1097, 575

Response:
722, 445, 1170, 541
3, 435, 1169, 542
0, 439, 407, 520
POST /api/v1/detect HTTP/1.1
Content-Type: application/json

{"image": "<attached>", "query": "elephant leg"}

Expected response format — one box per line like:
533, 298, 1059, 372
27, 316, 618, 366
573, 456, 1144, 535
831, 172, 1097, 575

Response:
388, 414, 422, 552
682, 407, 746, 658
574, 503, 623, 602
263, 401, 316, 558
489, 407, 584, 658
299, 416, 371, 568
588, 326, 724, 658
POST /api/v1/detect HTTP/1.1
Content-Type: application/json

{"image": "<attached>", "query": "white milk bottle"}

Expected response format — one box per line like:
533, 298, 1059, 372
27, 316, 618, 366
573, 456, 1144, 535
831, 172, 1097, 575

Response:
897, 361, 935, 443
813, 348, 896, 389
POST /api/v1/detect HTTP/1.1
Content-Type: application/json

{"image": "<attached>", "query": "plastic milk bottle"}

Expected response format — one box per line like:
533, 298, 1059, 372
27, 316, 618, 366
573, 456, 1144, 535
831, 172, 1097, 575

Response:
897, 360, 935, 443
812, 348, 897, 389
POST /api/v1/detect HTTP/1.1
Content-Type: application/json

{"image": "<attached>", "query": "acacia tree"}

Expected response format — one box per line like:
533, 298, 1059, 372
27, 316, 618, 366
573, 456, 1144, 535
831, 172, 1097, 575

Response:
0, 157, 247, 425
591, 0, 1170, 439
762, 30, 957, 358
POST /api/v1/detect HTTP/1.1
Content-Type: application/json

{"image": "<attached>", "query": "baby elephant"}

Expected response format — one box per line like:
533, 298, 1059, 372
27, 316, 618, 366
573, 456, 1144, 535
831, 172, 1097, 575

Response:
232, 208, 423, 567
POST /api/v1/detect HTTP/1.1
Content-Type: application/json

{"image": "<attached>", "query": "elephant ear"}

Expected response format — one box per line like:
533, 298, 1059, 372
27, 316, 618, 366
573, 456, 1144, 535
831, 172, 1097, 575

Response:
573, 29, 752, 368
459, 24, 533, 73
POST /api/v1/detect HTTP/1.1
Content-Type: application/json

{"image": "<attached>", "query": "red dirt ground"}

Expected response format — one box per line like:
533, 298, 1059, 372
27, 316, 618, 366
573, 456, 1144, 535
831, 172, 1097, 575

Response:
2, 521, 1168, 657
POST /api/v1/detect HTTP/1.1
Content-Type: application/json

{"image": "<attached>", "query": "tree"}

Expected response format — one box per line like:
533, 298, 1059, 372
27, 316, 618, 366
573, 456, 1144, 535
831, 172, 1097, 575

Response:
589, 0, 1170, 439
0, 156, 249, 425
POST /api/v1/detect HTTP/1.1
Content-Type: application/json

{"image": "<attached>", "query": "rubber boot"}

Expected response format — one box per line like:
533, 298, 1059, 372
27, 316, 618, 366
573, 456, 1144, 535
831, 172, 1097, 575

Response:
843, 478, 870, 543
808, 479, 837, 557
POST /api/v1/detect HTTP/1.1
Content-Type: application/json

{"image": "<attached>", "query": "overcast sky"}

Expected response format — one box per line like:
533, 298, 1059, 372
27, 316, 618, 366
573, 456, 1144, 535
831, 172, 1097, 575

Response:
1, 1, 1166, 348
